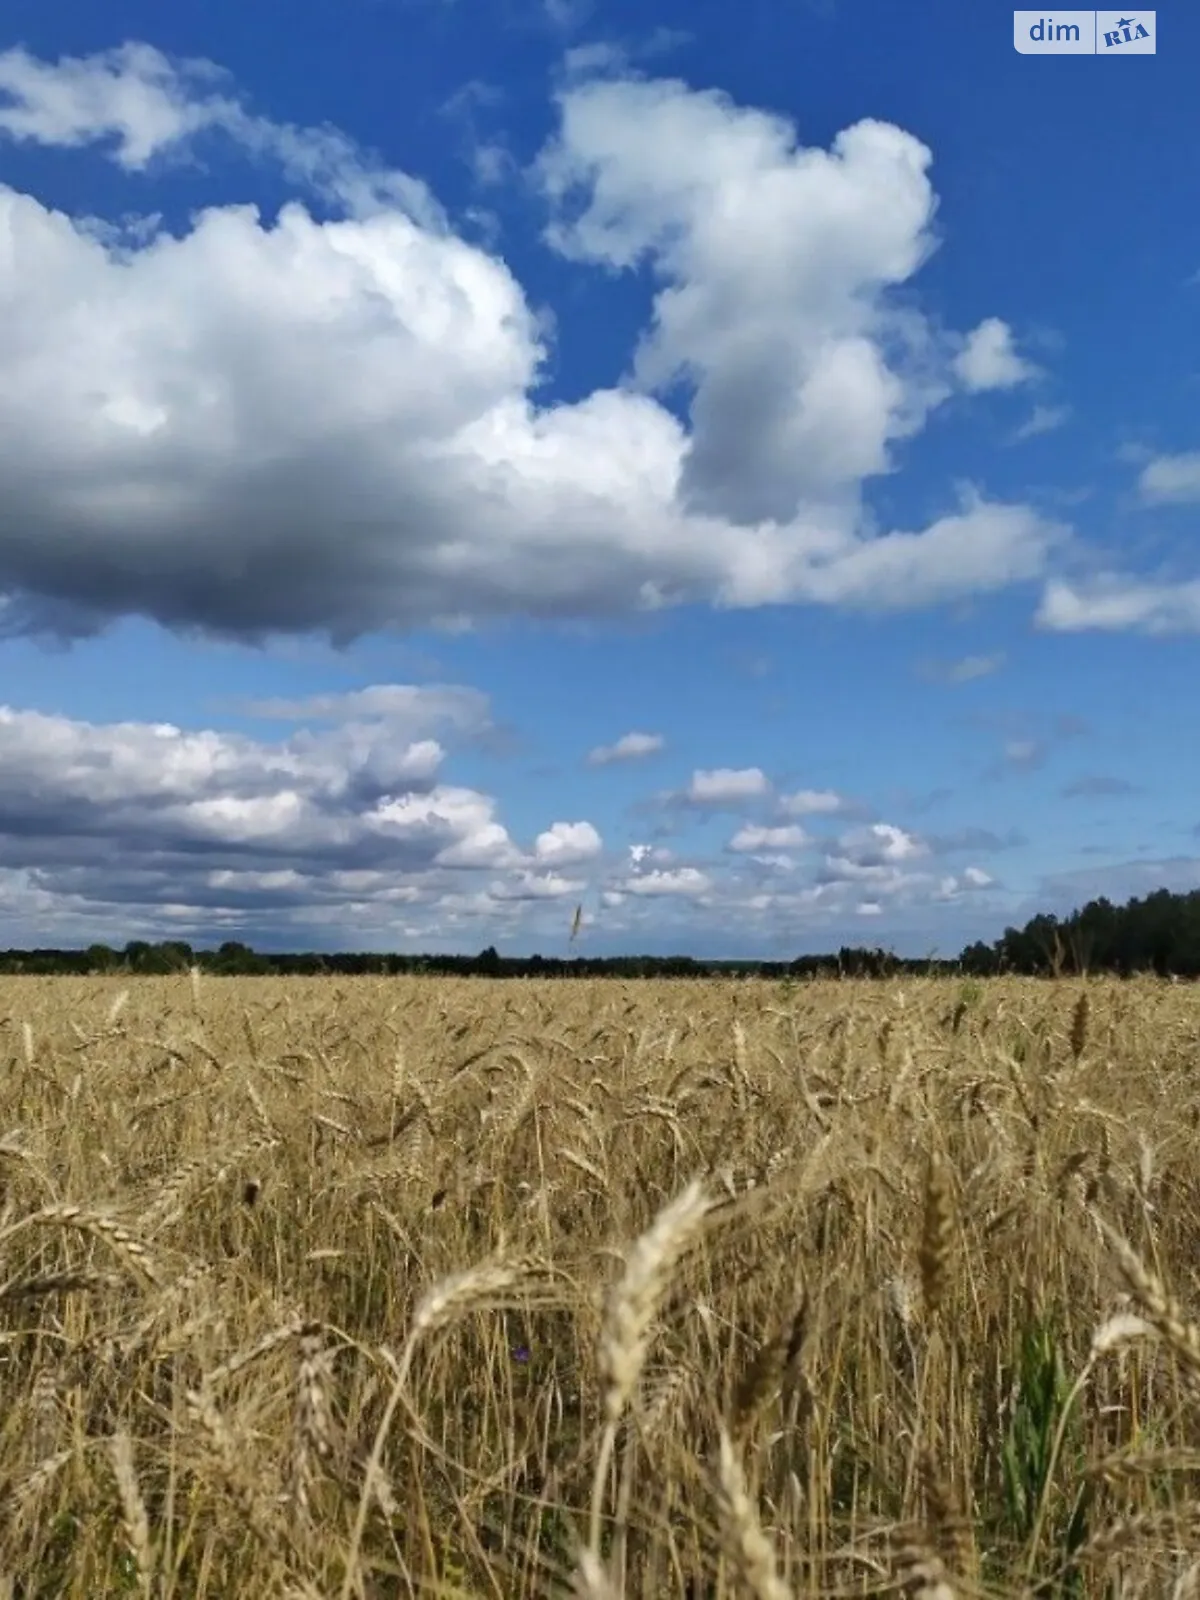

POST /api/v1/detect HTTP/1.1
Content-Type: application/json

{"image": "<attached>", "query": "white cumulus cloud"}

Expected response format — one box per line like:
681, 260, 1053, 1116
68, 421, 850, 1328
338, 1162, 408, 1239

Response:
533, 820, 604, 864
0, 42, 237, 169
539, 76, 946, 525
685, 767, 771, 806
1138, 452, 1200, 504
0, 45, 1067, 644
490, 870, 585, 900
953, 317, 1039, 392
834, 822, 927, 867
935, 866, 994, 900
0, 42, 440, 219
776, 787, 843, 816
728, 823, 810, 852
1036, 576, 1200, 635
0, 694, 621, 944
1011, 404, 1070, 441
587, 731, 664, 765
620, 867, 711, 897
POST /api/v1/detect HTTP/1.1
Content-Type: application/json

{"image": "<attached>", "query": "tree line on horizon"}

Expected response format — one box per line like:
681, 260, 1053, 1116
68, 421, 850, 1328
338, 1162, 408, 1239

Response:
3, 886, 1199, 978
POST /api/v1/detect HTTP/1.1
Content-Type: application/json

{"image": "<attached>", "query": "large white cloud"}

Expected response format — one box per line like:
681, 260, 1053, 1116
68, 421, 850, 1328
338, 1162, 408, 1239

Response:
538, 77, 945, 524
0, 44, 1065, 643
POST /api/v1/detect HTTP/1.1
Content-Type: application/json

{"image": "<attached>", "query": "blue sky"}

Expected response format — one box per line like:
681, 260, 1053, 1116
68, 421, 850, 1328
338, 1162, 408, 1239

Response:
0, 0, 1195, 958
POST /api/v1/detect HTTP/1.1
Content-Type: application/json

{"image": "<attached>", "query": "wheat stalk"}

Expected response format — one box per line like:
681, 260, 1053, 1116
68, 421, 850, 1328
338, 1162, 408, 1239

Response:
731, 1280, 808, 1440
339, 1254, 547, 1600
583, 1179, 712, 1584
714, 1425, 793, 1600
108, 1432, 154, 1598
918, 1152, 952, 1321
0, 1204, 160, 1286
185, 1385, 278, 1541
1094, 1215, 1200, 1382
292, 1324, 336, 1530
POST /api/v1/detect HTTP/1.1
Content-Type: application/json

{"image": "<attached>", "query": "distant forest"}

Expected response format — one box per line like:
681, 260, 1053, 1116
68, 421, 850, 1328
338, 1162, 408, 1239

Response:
6, 885, 1200, 978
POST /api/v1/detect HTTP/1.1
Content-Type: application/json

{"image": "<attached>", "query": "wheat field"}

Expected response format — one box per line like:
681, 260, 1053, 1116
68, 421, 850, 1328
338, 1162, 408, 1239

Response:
1, 972, 1199, 1598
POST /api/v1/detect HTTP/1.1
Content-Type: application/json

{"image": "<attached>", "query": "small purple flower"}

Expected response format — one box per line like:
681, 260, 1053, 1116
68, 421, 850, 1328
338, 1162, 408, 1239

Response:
511, 1344, 531, 1364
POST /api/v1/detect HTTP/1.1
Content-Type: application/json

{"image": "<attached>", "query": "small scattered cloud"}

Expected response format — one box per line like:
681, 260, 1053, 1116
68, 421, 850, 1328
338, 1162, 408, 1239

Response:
587, 731, 664, 766
468, 144, 515, 186
727, 650, 773, 680
1037, 577, 1200, 635
533, 820, 603, 864
820, 824, 928, 891
1061, 774, 1139, 798
927, 826, 1027, 854
917, 652, 1005, 684
975, 708, 1086, 779
1138, 452, 1200, 505
240, 683, 490, 732
560, 28, 690, 80
934, 866, 994, 899
953, 317, 1039, 392
1010, 403, 1071, 442
835, 822, 927, 866
490, 870, 586, 900
776, 787, 843, 816
560, 42, 628, 78
679, 768, 771, 807
728, 823, 809, 853
619, 866, 711, 897
1000, 738, 1045, 771
626, 842, 676, 867
884, 785, 953, 817
1117, 439, 1155, 464
439, 79, 513, 188
543, 0, 593, 31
